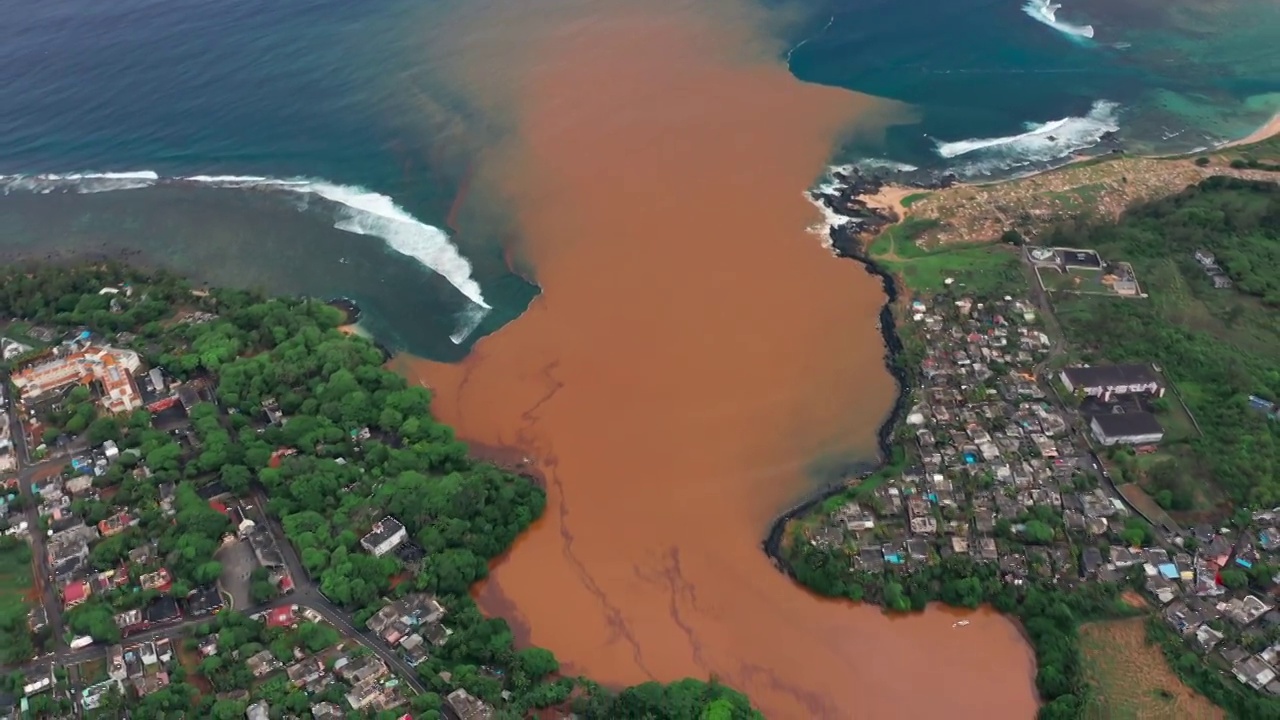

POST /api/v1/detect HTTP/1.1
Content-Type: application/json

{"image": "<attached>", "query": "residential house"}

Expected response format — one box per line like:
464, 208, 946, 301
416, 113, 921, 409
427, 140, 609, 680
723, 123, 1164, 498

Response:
1226, 595, 1271, 626
246, 701, 270, 720
334, 655, 387, 687
286, 659, 325, 688
139, 568, 172, 592
62, 580, 91, 610
246, 650, 283, 678
359, 517, 408, 557
1233, 656, 1278, 691
444, 688, 495, 720
98, 512, 135, 538
144, 596, 181, 625
187, 584, 223, 616
833, 502, 875, 533
344, 683, 404, 713
130, 671, 169, 698
310, 702, 345, 720
138, 642, 158, 666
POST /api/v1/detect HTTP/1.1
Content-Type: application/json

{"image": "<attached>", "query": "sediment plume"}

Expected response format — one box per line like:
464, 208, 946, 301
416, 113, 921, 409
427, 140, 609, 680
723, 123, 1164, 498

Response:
396, 1, 1038, 717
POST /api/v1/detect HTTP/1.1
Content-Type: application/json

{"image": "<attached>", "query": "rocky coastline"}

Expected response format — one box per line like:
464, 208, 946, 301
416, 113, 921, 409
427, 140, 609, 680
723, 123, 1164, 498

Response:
808, 166, 956, 238
326, 296, 363, 324
761, 174, 916, 572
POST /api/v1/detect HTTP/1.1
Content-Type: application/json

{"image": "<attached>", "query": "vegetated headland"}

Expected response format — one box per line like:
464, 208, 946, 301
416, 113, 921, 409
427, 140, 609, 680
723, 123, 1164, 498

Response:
771, 125, 1280, 720
0, 261, 764, 719
839, 121, 1280, 251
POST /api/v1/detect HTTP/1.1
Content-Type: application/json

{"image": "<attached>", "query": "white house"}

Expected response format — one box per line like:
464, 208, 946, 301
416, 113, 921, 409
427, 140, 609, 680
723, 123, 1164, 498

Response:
359, 517, 408, 557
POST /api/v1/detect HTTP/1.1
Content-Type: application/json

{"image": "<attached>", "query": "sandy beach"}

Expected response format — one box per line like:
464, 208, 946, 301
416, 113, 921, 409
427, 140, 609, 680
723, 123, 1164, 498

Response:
1224, 111, 1280, 148
861, 184, 918, 220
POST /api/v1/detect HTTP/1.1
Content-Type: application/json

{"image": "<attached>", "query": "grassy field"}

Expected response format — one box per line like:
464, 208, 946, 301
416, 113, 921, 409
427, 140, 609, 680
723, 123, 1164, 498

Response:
1038, 266, 1105, 294
1117, 483, 1183, 534
868, 219, 1022, 296
0, 539, 35, 607
1080, 618, 1224, 720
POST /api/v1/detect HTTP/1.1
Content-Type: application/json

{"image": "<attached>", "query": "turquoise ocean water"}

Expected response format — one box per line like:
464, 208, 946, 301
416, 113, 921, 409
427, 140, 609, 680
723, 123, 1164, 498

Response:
1, 0, 1277, 356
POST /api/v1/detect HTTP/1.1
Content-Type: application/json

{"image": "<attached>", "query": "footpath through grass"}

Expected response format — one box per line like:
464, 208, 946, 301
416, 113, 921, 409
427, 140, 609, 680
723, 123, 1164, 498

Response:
868, 218, 1022, 297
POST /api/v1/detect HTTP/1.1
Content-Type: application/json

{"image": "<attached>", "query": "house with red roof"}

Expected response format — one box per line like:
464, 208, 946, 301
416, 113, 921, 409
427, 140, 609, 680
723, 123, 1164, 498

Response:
62, 580, 91, 609
266, 606, 297, 629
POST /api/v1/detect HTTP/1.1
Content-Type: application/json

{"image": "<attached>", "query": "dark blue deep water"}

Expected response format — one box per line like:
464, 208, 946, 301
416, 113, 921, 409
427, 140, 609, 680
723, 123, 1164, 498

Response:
1, 0, 1277, 355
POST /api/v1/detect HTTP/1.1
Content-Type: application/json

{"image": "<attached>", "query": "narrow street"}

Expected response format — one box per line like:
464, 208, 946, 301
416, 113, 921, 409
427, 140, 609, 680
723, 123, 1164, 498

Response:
7, 389, 75, 654
3, 407, 425, 695
249, 488, 428, 693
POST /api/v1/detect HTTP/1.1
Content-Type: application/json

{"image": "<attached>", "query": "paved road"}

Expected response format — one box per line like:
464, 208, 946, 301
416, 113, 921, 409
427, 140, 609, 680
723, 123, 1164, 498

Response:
248, 489, 427, 693
5, 467, 426, 696
9, 407, 73, 648
10, 593, 426, 697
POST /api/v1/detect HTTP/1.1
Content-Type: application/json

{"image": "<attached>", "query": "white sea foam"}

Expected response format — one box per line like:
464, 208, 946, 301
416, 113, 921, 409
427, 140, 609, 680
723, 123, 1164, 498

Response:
855, 158, 920, 173
803, 166, 855, 249
934, 100, 1120, 174
1022, 0, 1094, 41
0, 171, 160, 194
449, 304, 490, 345
0, 170, 489, 341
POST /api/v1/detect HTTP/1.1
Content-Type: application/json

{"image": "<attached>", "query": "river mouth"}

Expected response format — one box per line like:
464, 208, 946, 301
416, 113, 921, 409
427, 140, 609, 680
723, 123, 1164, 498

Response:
395, 0, 1039, 718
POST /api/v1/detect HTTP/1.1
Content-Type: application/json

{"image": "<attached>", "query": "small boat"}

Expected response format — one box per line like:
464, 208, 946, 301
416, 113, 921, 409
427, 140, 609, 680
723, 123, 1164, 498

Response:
953, 620, 970, 628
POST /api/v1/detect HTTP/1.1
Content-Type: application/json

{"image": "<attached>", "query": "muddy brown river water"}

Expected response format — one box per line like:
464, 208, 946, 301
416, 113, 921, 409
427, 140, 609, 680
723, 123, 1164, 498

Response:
397, 1, 1039, 717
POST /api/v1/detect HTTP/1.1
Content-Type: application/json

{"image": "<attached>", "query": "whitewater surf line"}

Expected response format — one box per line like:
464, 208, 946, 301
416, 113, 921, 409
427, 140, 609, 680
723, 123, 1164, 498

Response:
1023, 0, 1094, 41
933, 99, 1120, 175
0, 171, 490, 344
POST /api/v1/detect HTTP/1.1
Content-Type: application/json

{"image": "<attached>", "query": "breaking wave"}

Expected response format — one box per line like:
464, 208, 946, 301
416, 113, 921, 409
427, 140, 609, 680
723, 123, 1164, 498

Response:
0, 171, 160, 194
449, 304, 489, 345
854, 158, 920, 173
803, 165, 854, 248
933, 100, 1120, 174
0, 171, 488, 343
1023, 0, 1094, 41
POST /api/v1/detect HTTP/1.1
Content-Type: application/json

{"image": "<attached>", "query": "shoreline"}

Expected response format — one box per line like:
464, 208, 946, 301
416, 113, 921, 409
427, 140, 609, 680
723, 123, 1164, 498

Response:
840, 108, 1280, 209
760, 219, 911, 569
1222, 111, 1280, 149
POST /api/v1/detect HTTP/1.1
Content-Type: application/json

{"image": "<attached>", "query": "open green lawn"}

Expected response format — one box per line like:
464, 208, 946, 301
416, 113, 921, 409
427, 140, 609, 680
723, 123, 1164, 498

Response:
869, 220, 1022, 296
1039, 266, 1105, 293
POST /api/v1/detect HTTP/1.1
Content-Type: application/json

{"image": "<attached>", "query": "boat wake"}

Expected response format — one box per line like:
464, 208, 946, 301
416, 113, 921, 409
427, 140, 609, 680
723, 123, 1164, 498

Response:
1022, 0, 1094, 41
0, 171, 489, 344
933, 100, 1120, 175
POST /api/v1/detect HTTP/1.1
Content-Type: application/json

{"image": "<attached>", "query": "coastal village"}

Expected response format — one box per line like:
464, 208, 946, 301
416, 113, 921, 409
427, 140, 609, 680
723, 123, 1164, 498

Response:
799, 155, 1280, 712
0, 145, 1273, 720
0, 275, 532, 720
